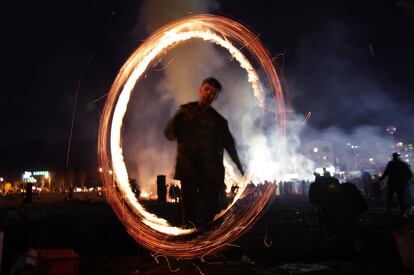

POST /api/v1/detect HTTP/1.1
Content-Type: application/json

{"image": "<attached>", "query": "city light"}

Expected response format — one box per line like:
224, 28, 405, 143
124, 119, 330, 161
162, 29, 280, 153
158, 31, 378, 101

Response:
23, 171, 32, 179
33, 171, 49, 176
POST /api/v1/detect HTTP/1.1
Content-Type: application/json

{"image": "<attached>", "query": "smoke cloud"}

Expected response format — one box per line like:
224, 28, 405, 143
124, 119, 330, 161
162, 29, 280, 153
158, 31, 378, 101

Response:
302, 126, 395, 173
121, 1, 314, 195
290, 18, 414, 136
121, 1, 410, 196
288, 18, 409, 176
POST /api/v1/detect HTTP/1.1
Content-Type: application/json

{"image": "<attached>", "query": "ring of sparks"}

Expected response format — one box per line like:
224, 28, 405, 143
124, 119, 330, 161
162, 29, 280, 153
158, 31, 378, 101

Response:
98, 14, 286, 258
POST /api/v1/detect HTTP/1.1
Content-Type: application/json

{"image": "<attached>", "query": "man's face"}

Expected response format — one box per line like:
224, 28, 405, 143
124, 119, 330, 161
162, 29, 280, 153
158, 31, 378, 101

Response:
198, 82, 219, 107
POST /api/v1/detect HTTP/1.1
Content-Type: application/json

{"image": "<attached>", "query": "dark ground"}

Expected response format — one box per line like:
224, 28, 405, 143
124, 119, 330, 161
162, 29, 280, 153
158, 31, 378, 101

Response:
0, 192, 413, 274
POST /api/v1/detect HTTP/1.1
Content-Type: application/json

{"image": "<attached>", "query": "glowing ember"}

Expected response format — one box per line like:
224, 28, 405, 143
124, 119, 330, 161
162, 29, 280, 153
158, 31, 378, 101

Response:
98, 14, 285, 258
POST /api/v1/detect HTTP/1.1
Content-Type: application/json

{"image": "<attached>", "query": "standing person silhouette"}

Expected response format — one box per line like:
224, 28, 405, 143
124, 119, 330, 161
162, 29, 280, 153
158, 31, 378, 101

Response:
165, 77, 244, 227
378, 152, 413, 217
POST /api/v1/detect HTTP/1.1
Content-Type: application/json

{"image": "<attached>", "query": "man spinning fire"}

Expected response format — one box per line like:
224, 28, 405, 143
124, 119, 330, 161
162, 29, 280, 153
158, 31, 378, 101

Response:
165, 77, 245, 227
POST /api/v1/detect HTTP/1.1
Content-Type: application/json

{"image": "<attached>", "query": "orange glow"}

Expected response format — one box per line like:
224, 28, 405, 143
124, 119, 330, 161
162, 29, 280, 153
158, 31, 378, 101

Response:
98, 14, 285, 258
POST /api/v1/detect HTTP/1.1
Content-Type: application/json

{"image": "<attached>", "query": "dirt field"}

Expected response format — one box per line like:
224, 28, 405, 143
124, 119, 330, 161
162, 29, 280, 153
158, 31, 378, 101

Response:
0, 192, 413, 274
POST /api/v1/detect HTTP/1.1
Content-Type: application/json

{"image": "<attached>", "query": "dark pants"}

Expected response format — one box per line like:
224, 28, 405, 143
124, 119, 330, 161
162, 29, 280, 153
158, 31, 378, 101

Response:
180, 179, 201, 225
180, 178, 223, 226
200, 181, 222, 222
387, 185, 406, 214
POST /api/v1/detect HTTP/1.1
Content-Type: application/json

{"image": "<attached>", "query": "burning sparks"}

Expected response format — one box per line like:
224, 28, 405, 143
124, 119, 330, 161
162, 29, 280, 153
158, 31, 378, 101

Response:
98, 14, 285, 258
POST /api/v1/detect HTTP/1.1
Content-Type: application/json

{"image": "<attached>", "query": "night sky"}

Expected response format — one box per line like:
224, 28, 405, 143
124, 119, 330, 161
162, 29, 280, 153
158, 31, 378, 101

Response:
2, 0, 414, 149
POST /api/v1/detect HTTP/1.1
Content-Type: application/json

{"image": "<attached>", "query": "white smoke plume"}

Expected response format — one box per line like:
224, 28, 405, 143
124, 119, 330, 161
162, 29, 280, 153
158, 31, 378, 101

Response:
122, 0, 314, 195
302, 125, 396, 173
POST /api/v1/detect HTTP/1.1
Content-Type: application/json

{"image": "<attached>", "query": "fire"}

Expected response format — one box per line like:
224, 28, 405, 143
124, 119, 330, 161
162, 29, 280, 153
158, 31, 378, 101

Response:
98, 14, 285, 258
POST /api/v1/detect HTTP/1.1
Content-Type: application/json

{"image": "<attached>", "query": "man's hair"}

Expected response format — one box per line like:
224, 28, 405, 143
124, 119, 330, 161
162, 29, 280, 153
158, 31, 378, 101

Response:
392, 152, 401, 159
202, 77, 222, 92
